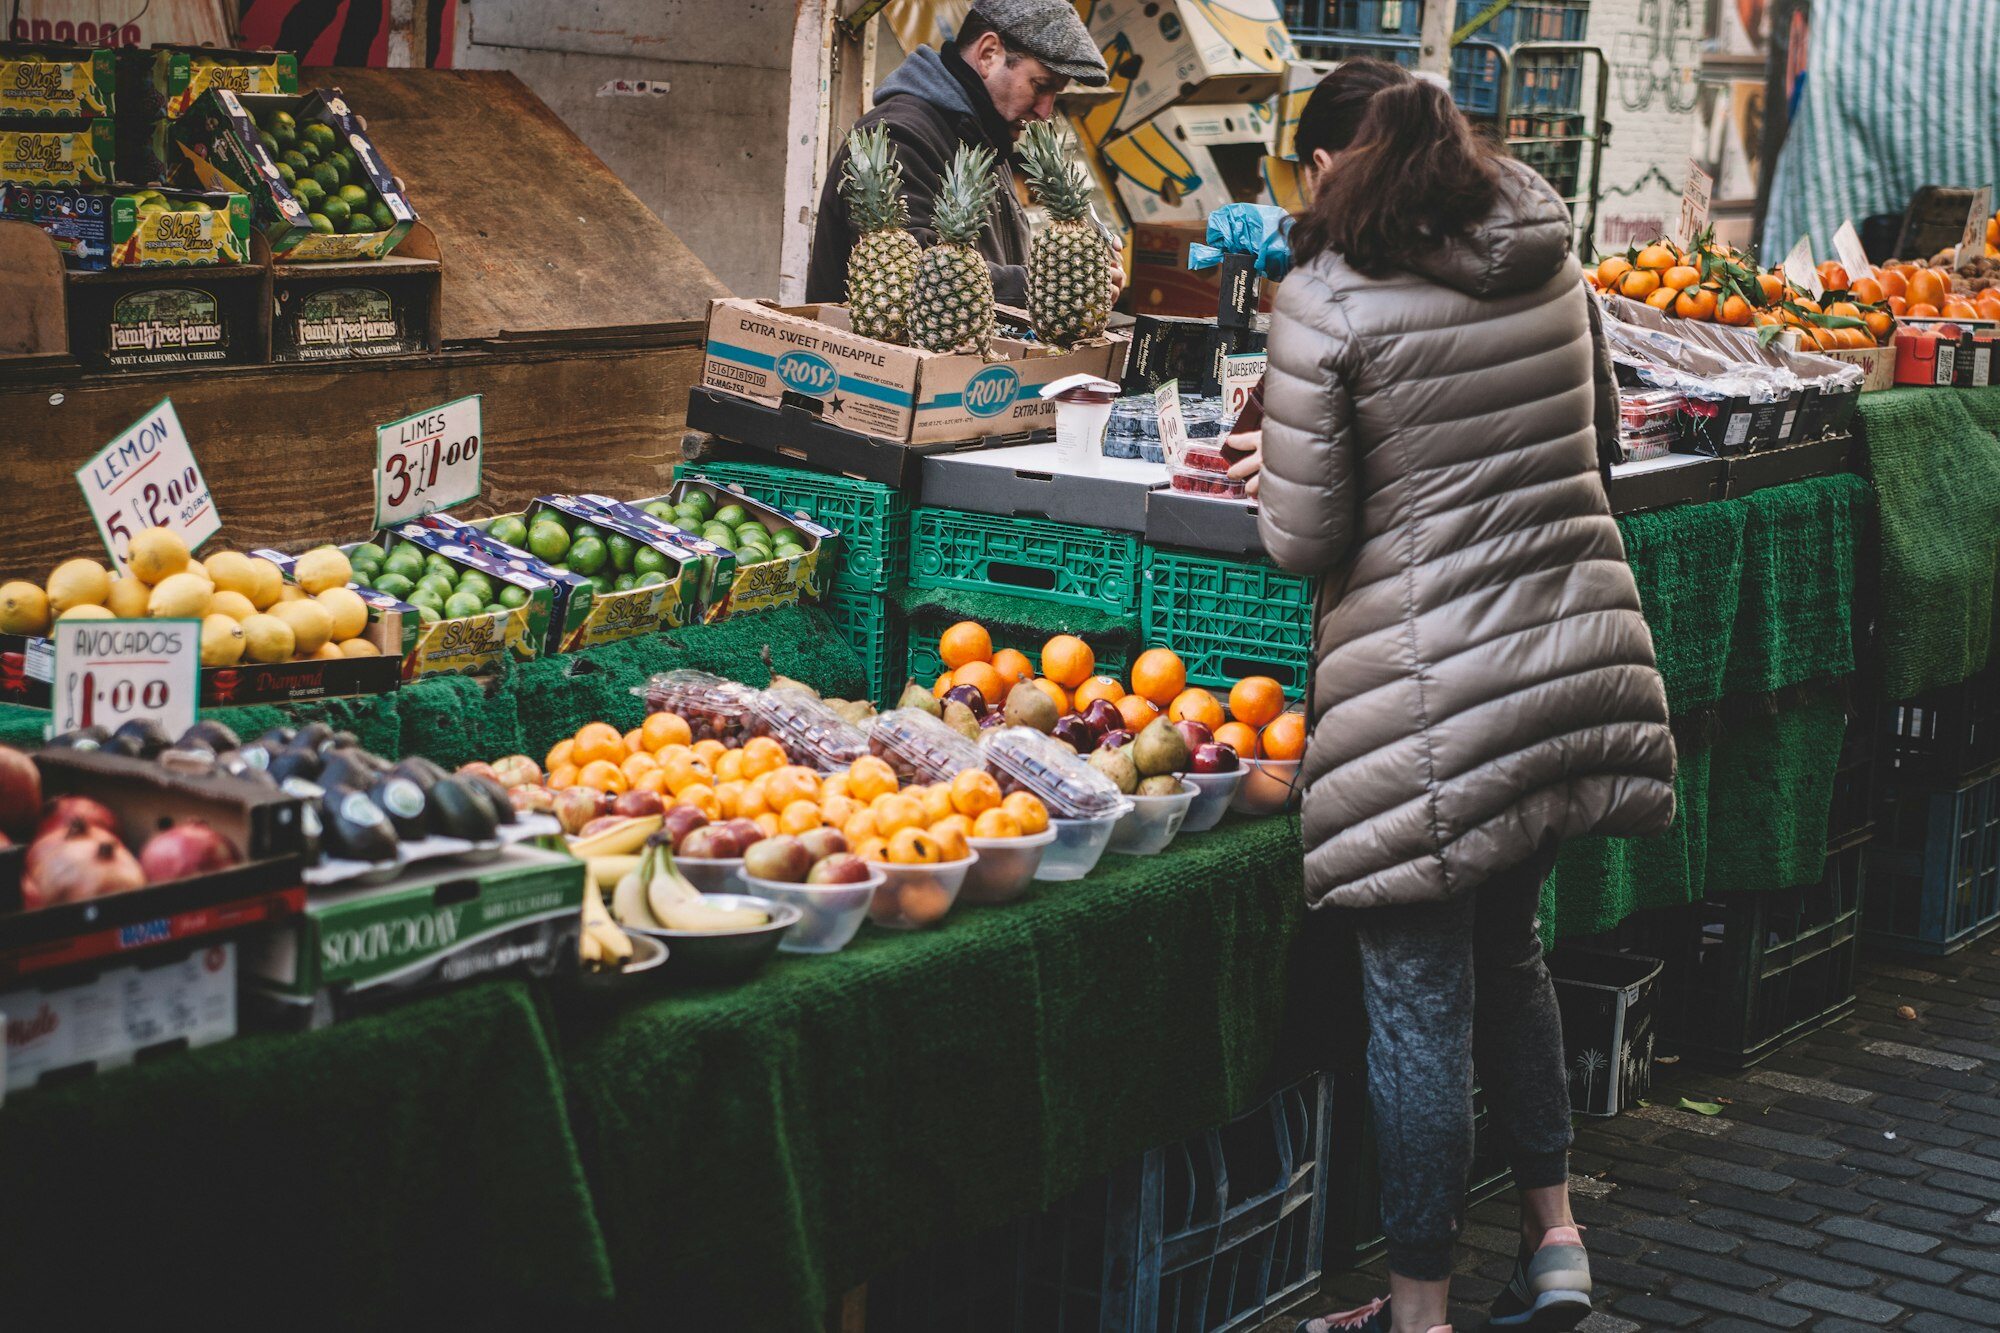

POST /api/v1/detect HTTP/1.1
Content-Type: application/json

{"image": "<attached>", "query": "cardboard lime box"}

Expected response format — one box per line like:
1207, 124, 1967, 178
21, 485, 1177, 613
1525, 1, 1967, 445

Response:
1084, 0, 1292, 135
510, 496, 707, 648
0, 43, 114, 119
149, 46, 297, 119
1102, 101, 1274, 226
0, 118, 113, 186
167, 86, 416, 262
1, 183, 249, 269
241, 844, 583, 1025
370, 525, 555, 678
701, 299, 1128, 447
415, 511, 595, 657
637, 481, 838, 617
578, 493, 741, 622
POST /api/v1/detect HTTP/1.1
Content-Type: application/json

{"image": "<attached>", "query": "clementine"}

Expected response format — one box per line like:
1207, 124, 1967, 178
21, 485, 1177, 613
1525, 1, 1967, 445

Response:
1849, 275, 1884, 305
1875, 268, 1907, 300
932, 670, 955, 699
887, 827, 943, 865
1645, 287, 1677, 311
576, 759, 628, 794
1673, 286, 1718, 321
1001, 791, 1050, 834
1130, 648, 1188, 707
990, 648, 1035, 687
1214, 721, 1262, 760
1717, 293, 1753, 326
949, 768, 1004, 817
939, 621, 993, 670
1596, 256, 1632, 287
954, 661, 1007, 706
1073, 675, 1127, 709
1614, 268, 1661, 299
1661, 264, 1700, 291
1634, 243, 1676, 271
1228, 675, 1286, 727
1115, 694, 1161, 731
545, 737, 575, 774
1033, 677, 1072, 715
740, 736, 787, 779
1040, 635, 1095, 689
972, 809, 1023, 839
1168, 688, 1226, 730
572, 722, 625, 769
641, 710, 692, 752
1261, 711, 1307, 762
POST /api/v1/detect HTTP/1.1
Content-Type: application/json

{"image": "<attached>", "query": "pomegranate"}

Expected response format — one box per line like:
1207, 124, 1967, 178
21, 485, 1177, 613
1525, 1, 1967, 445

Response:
138, 821, 240, 884
24, 825, 143, 908
0, 745, 40, 840
37, 794, 117, 841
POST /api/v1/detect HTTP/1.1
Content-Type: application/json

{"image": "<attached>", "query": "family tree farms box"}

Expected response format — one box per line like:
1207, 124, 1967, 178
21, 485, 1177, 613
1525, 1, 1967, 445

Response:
1083, 0, 1293, 135
701, 299, 1126, 446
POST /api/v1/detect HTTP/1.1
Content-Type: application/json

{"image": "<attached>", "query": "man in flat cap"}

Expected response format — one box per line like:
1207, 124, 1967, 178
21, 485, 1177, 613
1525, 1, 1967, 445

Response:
807, 0, 1125, 313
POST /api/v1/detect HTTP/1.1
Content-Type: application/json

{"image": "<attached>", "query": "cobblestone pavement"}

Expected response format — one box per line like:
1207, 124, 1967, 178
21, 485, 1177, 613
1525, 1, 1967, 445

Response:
1268, 936, 2000, 1332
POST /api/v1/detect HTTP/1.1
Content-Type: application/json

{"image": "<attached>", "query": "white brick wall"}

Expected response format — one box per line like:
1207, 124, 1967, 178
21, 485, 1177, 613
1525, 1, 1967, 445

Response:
1584, 0, 1703, 256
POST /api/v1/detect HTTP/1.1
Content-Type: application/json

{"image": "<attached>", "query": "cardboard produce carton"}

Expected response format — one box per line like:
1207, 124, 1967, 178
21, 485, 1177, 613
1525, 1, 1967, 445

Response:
0, 183, 249, 270
149, 45, 297, 119
1269, 58, 1336, 161
0, 118, 113, 186
1101, 101, 1273, 225
0, 42, 115, 119
1, 941, 236, 1093
1082, 0, 1292, 136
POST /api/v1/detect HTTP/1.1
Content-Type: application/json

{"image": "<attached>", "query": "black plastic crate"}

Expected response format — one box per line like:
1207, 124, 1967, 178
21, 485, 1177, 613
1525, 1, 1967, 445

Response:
868, 1072, 1334, 1333
1829, 704, 1876, 851
1879, 659, 2000, 788
1326, 1080, 1511, 1265
1865, 773, 2000, 955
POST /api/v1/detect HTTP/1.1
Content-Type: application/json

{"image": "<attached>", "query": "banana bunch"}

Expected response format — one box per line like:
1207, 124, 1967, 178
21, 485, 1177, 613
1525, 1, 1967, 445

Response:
611, 839, 768, 934
578, 880, 634, 968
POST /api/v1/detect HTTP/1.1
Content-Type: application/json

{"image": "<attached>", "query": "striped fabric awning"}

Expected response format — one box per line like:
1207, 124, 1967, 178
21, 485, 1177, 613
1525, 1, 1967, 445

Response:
1762, 0, 2000, 260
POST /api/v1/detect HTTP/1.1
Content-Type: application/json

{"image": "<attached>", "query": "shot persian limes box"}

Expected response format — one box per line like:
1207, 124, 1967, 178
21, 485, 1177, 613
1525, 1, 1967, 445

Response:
575, 492, 740, 622
0, 183, 248, 269
632, 481, 838, 617
167, 85, 416, 262
491, 497, 709, 649
148, 45, 297, 120
412, 511, 595, 657
0, 118, 113, 186
0, 42, 114, 119
349, 527, 556, 679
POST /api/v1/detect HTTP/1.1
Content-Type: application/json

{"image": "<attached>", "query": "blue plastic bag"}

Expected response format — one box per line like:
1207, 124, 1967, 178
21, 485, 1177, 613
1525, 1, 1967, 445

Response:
1187, 204, 1293, 280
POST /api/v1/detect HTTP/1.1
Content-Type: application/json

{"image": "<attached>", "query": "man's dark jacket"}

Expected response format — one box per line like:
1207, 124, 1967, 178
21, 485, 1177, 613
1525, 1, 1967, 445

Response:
806, 44, 1031, 308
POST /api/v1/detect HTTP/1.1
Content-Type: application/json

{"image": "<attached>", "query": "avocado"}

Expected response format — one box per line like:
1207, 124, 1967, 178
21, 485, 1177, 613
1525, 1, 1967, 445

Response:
462, 773, 517, 826
268, 743, 325, 785
320, 787, 400, 863
47, 725, 109, 751
292, 721, 336, 753
258, 726, 298, 749
392, 755, 449, 794
428, 776, 498, 842
109, 718, 173, 759
181, 720, 242, 752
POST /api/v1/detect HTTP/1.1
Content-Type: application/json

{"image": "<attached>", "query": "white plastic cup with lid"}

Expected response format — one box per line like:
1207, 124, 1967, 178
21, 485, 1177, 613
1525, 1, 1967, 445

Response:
1041, 373, 1121, 471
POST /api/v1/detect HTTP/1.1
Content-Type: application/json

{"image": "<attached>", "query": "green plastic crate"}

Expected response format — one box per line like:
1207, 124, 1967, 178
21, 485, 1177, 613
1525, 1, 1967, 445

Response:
906, 627, 1131, 692
909, 508, 1141, 616
675, 460, 909, 591
1142, 548, 1315, 693
828, 585, 909, 708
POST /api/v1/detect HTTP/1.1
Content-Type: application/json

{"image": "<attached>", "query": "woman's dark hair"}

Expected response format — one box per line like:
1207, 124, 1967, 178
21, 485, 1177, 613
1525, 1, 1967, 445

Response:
1291, 74, 1503, 275
1293, 58, 1414, 161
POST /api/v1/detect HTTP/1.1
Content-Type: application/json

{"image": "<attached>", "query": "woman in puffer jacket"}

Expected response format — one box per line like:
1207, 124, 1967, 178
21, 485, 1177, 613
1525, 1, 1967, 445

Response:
1242, 63, 1678, 1333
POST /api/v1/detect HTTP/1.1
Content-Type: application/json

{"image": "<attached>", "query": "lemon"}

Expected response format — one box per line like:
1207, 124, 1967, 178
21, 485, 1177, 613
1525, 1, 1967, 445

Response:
337, 638, 381, 657
105, 575, 151, 618
147, 571, 213, 619
295, 546, 353, 595
210, 589, 257, 621
270, 599, 333, 654
279, 585, 306, 603
127, 527, 190, 585
57, 604, 114, 621
245, 556, 285, 610
239, 613, 295, 664
204, 551, 261, 597
0, 581, 50, 635
312, 642, 345, 660
46, 558, 111, 614
199, 613, 246, 666
316, 586, 369, 640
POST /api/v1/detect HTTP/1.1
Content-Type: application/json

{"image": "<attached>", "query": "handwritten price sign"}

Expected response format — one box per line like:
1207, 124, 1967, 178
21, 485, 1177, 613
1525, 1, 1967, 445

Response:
1222, 353, 1267, 427
375, 394, 483, 527
74, 398, 219, 574
51, 617, 199, 741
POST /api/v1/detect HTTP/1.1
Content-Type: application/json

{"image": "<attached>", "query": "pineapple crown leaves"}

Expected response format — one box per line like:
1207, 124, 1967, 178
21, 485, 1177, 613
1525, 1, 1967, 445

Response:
932, 143, 1000, 249
841, 124, 910, 235
1018, 121, 1094, 224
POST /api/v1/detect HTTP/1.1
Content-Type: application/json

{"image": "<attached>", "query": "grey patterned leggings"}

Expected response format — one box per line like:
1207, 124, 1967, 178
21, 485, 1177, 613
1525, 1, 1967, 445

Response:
1351, 842, 1573, 1281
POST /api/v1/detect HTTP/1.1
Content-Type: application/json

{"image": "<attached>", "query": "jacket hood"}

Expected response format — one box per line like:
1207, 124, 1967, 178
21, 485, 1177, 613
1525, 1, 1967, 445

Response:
1405, 158, 1573, 298
876, 46, 977, 121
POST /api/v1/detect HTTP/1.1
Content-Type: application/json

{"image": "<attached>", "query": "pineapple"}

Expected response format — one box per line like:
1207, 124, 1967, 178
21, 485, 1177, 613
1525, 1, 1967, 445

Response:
1018, 121, 1114, 348
839, 125, 922, 344
909, 143, 999, 356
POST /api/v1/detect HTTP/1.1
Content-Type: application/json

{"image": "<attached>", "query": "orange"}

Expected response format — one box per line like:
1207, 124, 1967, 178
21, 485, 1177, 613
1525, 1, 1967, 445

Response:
1717, 294, 1754, 326
753, 812, 780, 838
738, 774, 772, 817
972, 808, 1023, 839
917, 783, 955, 824
821, 772, 850, 800
954, 661, 1007, 707
1849, 275, 1884, 305
635, 769, 669, 796
1907, 302, 1940, 318
1755, 272, 1785, 304
1792, 297, 1822, 315
1826, 300, 1862, 321
1864, 310, 1894, 340
623, 727, 646, 756
1614, 268, 1661, 299
1033, 677, 1071, 715
714, 748, 746, 783
548, 763, 579, 791
1979, 295, 2000, 320
641, 711, 693, 752
678, 784, 722, 821
1261, 711, 1307, 761
1596, 256, 1632, 287
887, 827, 943, 865
1168, 688, 1225, 730
855, 835, 890, 864
1227, 676, 1286, 727
1645, 287, 1677, 311
939, 621, 993, 670
1661, 264, 1700, 291
1888, 295, 1909, 317
949, 769, 1004, 817
844, 808, 882, 845
663, 753, 715, 796
1908, 268, 1946, 310
1040, 635, 1095, 689
1114, 694, 1161, 731
620, 751, 660, 784
572, 722, 625, 768
990, 648, 1035, 687
1634, 243, 1677, 271
932, 670, 955, 700
1130, 648, 1187, 707
1816, 261, 1849, 292
545, 738, 575, 774
765, 765, 823, 810
740, 736, 787, 779
1752, 311, 1781, 328
1001, 791, 1050, 834
1876, 268, 1908, 300
929, 819, 970, 863
820, 792, 862, 829
847, 756, 899, 803
1942, 298, 1980, 320
1073, 675, 1126, 709
780, 798, 823, 835
714, 779, 748, 819
874, 793, 926, 837
1673, 286, 1718, 321
1214, 721, 1262, 759
576, 759, 628, 794
691, 738, 728, 766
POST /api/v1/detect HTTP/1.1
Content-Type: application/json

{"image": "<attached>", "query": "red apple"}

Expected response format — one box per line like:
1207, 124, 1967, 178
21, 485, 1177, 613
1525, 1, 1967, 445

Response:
944, 684, 988, 719
721, 817, 764, 849
798, 827, 848, 863
677, 826, 732, 860
553, 786, 607, 836
807, 852, 874, 884
1051, 714, 1099, 753
660, 803, 710, 849
1097, 729, 1133, 752
744, 835, 812, 883
1173, 720, 1214, 752
1192, 742, 1240, 774
612, 789, 664, 819
1081, 699, 1123, 734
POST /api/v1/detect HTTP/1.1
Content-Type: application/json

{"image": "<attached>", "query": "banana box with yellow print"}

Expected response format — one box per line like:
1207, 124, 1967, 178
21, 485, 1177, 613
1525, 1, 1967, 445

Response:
1078, 0, 1292, 136
1102, 101, 1273, 225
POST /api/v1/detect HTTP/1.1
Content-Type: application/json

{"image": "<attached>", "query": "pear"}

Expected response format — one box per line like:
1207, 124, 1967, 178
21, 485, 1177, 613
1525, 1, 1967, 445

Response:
1088, 745, 1139, 795
942, 699, 981, 740
1138, 774, 1183, 797
1002, 680, 1059, 734
1133, 716, 1191, 778
897, 680, 942, 718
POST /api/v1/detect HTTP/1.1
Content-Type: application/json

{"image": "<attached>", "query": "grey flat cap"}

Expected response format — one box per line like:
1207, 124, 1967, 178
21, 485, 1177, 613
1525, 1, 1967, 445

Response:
970, 0, 1109, 85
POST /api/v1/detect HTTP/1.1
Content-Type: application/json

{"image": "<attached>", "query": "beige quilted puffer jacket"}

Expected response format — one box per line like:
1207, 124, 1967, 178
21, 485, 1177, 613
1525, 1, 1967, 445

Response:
1259, 161, 1676, 909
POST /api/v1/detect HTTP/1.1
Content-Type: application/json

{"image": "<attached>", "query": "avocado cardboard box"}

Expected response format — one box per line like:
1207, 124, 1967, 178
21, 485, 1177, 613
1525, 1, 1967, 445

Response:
0, 42, 115, 119
701, 298, 1127, 447
241, 843, 582, 1028
636, 481, 838, 617
1, 182, 248, 269
0, 117, 114, 186
166, 86, 416, 262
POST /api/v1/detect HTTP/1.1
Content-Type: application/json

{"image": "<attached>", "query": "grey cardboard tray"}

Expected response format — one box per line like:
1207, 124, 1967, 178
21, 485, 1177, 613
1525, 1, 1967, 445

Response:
919, 442, 1166, 533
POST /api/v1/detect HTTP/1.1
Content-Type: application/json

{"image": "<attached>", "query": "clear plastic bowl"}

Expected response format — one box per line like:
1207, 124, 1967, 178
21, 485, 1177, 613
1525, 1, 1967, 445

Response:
1108, 781, 1197, 855
867, 854, 978, 930
747, 688, 869, 771
1035, 805, 1132, 881
1180, 768, 1246, 833
960, 829, 1057, 904
746, 870, 883, 954
1230, 760, 1303, 817
676, 855, 746, 894
869, 708, 982, 785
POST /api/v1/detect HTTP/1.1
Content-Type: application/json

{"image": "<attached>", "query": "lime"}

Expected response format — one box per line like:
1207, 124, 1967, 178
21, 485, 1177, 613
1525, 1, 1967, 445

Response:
280, 149, 311, 176
344, 212, 375, 235
303, 122, 336, 151
258, 130, 279, 155
487, 515, 528, 548
735, 547, 768, 565
383, 548, 423, 579
568, 536, 608, 576
349, 558, 381, 582
444, 591, 486, 620
643, 501, 675, 521
527, 522, 570, 562
605, 533, 637, 572
456, 568, 493, 594
535, 509, 576, 534
320, 196, 351, 226
294, 138, 320, 165
407, 588, 444, 612
712, 504, 748, 527
632, 546, 669, 577
414, 604, 441, 625
373, 572, 415, 599
415, 573, 455, 600
672, 507, 704, 528
307, 212, 336, 235
423, 553, 456, 576
571, 522, 604, 549
292, 177, 325, 208
312, 162, 341, 194
496, 584, 529, 609
613, 573, 636, 592
177, 199, 212, 213
586, 574, 613, 595
351, 542, 387, 565
338, 183, 369, 209
370, 200, 396, 231
682, 491, 715, 518
634, 572, 666, 589
267, 110, 298, 136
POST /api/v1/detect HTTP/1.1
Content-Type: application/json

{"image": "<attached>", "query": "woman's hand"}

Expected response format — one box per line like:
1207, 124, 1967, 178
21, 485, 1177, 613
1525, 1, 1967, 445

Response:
1225, 429, 1263, 497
